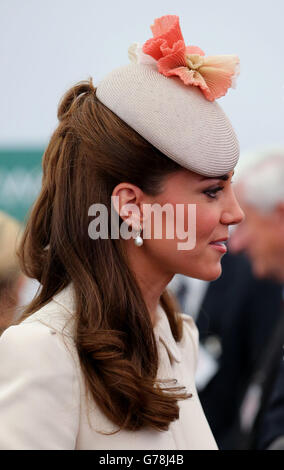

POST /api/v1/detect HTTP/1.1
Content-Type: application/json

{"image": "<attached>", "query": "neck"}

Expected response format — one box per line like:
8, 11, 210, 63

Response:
125, 242, 173, 326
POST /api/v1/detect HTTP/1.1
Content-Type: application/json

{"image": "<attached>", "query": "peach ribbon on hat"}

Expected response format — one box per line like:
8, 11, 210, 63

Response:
129, 15, 239, 102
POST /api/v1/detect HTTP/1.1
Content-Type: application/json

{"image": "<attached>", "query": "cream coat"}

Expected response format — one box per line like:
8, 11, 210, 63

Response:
0, 283, 218, 450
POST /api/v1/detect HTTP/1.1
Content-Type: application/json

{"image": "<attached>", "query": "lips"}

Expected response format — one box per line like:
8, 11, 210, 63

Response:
209, 238, 228, 254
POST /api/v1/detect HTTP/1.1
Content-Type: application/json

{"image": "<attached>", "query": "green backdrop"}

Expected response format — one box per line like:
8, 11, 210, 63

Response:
0, 148, 44, 223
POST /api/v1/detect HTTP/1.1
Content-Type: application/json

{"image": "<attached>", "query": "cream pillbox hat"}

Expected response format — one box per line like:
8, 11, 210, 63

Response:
96, 15, 240, 178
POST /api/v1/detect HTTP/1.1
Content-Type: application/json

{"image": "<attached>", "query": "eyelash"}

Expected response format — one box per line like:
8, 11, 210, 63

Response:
204, 185, 225, 199
203, 179, 234, 199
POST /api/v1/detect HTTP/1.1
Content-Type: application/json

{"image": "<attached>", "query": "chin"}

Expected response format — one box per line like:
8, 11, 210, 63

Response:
181, 263, 222, 282
200, 269, 222, 282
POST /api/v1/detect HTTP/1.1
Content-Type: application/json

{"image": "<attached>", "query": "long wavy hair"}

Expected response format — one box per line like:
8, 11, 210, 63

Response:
16, 78, 192, 432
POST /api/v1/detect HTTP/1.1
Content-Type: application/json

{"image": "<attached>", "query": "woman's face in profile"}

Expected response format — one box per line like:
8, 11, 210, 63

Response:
139, 168, 244, 281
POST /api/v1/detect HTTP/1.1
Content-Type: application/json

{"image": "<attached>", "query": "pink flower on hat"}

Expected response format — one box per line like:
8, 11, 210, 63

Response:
142, 15, 240, 102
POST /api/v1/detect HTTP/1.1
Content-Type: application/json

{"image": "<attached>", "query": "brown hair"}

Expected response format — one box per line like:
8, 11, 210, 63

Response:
16, 78, 192, 432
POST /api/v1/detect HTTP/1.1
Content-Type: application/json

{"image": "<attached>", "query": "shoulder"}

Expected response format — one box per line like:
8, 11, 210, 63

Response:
0, 300, 80, 449
0, 294, 78, 373
22, 289, 76, 338
0, 309, 77, 375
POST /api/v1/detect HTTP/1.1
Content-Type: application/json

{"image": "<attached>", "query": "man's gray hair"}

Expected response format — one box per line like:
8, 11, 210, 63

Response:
234, 146, 284, 213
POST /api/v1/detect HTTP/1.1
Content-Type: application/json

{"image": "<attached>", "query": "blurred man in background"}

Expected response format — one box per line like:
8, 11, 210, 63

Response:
0, 211, 26, 335
230, 150, 284, 282
228, 148, 284, 449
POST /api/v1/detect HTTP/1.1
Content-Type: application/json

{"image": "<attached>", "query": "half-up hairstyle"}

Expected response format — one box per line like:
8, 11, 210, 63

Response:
16, 77, 192, 432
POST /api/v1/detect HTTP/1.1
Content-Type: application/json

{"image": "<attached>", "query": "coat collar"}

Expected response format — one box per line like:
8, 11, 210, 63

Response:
154, 304, 182, 363
52, 282, 181, 364
52, 282, 76, 315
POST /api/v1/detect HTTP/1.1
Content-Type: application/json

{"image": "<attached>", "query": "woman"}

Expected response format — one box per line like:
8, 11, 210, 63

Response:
0, 15, 244, 449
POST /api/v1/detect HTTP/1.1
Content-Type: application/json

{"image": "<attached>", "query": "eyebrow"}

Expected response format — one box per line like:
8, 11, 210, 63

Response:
199, 171, 234, 182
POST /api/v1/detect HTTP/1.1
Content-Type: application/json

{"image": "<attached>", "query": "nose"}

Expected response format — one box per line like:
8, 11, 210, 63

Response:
220, 189, 245, 226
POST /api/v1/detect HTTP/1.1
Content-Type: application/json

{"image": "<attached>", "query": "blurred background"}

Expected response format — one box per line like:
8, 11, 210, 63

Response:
1, 0, 284, 450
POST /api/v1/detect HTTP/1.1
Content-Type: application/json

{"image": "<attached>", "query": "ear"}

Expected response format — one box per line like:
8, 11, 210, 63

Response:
111, 183, 144, 228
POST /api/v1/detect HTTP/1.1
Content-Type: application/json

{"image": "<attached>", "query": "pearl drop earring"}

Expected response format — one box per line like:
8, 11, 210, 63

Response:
134, 224, 143, 247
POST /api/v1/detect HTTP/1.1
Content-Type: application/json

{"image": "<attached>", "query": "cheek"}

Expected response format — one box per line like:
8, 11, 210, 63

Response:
142, 202, 225, 281
194, 204, 220, 244
162, 202, 220, 249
